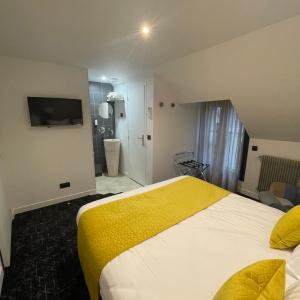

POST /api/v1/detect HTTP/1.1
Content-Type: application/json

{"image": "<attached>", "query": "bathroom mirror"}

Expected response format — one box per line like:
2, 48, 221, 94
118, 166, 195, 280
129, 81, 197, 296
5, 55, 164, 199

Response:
98, 103, 113, 119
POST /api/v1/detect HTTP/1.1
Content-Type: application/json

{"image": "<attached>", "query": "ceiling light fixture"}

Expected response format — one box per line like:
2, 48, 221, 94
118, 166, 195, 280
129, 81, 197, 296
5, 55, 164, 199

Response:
101, 76, 107, 81
141, 25, 151, 37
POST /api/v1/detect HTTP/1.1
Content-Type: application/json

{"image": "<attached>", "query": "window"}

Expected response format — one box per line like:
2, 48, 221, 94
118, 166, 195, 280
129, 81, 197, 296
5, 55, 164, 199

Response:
195, 100, 245, 191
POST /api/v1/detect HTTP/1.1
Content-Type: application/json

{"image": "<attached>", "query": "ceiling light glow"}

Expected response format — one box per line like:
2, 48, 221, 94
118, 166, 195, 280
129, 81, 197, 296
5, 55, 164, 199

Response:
141, 25, 150, 37
101, 76, 107, 81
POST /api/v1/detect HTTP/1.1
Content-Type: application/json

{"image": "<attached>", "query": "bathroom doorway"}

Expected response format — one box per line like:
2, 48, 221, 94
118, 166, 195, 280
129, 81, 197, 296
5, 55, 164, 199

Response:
89, 81, 142, 194
89, 81, 115, 176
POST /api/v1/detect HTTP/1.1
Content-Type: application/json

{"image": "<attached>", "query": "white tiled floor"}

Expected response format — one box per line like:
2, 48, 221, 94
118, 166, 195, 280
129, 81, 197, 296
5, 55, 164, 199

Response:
95, 174, 142, 194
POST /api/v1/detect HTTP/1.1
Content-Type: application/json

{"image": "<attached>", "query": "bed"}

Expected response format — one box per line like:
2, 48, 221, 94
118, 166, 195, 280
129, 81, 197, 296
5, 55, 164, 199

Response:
76, 176, 296, 300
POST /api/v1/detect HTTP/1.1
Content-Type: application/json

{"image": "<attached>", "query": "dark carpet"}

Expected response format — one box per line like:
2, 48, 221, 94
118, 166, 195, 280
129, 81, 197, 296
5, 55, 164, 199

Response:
0, 193, 114, 300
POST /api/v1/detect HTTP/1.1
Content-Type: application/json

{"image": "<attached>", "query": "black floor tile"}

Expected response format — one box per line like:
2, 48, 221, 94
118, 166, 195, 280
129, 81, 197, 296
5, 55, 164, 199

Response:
1, 194, 114, 300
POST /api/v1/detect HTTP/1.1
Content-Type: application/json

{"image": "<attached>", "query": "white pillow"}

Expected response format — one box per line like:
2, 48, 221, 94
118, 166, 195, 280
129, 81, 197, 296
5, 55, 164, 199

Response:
287, 244, 300, 279
285, 282, 300, 300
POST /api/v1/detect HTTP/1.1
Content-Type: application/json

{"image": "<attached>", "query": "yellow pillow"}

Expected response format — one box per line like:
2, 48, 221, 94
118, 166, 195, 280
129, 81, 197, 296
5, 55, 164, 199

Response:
270, 205, 300, 249
213, 259, 285, 300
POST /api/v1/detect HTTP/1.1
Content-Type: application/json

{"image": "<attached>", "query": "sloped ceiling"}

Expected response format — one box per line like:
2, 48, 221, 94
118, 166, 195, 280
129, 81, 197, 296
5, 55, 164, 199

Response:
1, 0, 300, 83
156, 15, 300, 142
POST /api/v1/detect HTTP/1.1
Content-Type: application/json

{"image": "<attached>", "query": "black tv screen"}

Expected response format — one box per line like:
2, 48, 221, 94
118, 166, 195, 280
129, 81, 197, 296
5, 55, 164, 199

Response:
27, 97, 83, 126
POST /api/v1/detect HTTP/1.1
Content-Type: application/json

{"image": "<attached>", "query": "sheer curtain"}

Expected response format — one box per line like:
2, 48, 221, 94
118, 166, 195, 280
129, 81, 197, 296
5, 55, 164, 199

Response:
195, 100, 244, 192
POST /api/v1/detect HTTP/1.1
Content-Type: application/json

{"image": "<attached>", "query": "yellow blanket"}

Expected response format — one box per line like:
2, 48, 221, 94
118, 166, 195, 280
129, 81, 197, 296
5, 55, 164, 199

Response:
77, 176, 230, 300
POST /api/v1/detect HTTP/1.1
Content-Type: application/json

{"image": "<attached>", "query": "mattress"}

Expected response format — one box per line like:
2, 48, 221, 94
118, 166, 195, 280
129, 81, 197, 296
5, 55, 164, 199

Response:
77, 176, 293, 300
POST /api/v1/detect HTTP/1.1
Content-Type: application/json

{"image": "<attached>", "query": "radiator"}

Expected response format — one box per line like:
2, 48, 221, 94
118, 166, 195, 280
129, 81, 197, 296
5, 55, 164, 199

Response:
257, 155, 300, 191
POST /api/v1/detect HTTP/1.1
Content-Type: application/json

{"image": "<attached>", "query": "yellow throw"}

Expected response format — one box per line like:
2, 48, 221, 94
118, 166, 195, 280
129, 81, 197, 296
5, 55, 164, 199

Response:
77, 176, 230, 300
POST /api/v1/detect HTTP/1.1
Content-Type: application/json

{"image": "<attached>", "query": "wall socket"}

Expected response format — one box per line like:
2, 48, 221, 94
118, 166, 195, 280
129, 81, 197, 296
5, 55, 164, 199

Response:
60, 182, 70, 189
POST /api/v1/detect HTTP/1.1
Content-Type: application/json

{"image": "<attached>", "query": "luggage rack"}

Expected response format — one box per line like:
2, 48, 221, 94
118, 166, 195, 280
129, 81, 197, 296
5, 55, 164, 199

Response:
174, 152, 209, 181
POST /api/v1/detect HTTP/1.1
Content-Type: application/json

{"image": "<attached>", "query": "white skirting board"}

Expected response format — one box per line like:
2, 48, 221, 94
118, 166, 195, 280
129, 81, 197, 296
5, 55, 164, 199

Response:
11, 189, 97, 218
0, 266, 4, 295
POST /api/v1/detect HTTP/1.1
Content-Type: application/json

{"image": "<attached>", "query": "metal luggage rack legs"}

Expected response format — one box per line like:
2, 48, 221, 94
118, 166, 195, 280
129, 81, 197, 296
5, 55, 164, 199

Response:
174, 152, 209, 181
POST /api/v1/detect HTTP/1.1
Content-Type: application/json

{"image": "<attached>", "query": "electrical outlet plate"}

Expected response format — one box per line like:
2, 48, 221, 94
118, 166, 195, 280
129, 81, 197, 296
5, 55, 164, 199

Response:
60, 182, 70, 189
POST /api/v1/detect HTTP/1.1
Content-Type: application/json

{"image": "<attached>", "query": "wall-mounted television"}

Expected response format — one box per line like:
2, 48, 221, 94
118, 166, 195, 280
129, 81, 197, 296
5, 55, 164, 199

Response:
27, 97, 83, 127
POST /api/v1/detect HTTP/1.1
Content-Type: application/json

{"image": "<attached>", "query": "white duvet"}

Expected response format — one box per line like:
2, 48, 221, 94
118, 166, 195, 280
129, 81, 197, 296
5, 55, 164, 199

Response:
77, 176, 297, 300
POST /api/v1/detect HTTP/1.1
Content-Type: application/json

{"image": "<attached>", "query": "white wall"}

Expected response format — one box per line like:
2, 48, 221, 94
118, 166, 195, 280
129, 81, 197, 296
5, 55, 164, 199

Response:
152, 77, 197, 183
156, 15, 300, 194
240, 138, 300, 199
0, 56, 96, 214
157, 14, 300, 143
0, 160, 11, 267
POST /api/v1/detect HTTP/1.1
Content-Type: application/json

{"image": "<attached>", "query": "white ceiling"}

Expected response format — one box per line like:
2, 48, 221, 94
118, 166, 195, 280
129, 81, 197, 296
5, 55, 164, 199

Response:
1, 0, 300, 83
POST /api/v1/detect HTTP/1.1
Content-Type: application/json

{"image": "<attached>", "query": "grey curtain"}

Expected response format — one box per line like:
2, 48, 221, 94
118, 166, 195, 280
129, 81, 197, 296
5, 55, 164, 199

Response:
195, 100, 244, 192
